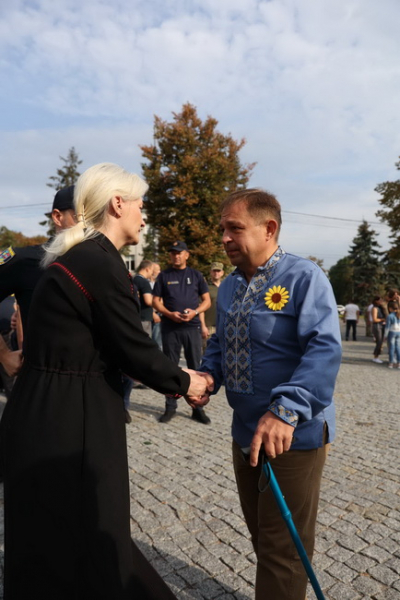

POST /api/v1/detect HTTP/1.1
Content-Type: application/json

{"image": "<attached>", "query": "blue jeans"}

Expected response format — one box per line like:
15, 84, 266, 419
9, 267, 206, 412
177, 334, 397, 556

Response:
387, 331, 400, 364
121, 374, 134, 410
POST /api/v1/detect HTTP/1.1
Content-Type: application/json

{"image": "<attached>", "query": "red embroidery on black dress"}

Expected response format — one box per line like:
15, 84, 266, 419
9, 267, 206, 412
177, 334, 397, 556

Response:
52, 262, 94, 302
127, 272, 135, 296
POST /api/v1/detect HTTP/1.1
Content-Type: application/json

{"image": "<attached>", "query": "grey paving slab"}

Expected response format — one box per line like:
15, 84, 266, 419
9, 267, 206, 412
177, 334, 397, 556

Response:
0, 321, 399, 599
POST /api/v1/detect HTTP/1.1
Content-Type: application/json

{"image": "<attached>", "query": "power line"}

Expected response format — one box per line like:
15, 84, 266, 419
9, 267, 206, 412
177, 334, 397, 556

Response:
0, 203, 49, 210
282, 210, 387, 227
0, 202, 391, 228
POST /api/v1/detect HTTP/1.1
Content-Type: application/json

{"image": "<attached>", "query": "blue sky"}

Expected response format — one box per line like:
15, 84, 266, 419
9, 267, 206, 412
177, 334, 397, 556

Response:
1, 0, 399, 268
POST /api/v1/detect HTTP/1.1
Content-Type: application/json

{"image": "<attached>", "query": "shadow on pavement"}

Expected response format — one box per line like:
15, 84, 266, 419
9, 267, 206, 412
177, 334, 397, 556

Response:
133, 537, 252, 600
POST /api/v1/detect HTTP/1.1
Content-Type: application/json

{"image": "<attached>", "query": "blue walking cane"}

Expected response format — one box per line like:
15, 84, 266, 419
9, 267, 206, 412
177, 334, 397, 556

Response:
259, 451, 326, 600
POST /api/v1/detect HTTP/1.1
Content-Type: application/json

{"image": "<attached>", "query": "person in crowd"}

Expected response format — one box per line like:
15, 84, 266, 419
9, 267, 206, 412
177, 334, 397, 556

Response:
123, 259, 155, 405
385, 300, 400, 369
386, 288, 400, 304
0, 186, 76, 378
1, 163, 212, 599
199, 188, 342, 600
365, 301, 374, 337
343, 299, 360, 341
132, 259, 154, 336
200, 261, 224, 353
150, 262, 162, 349
0, 300, 19, 400
153, 241, 211, 424
371, 296, 386, 364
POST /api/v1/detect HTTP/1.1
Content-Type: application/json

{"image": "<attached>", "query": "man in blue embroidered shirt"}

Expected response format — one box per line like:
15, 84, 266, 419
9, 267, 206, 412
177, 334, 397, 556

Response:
199, 189, 342, 600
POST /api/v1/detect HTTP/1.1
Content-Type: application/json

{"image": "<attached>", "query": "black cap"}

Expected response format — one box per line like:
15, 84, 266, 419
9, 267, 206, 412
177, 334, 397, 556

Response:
52, 185, 75, 212
168, 240, 188, 252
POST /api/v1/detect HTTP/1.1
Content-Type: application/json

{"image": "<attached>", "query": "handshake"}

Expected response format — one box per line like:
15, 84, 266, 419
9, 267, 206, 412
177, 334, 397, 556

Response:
182, 369, 214, 408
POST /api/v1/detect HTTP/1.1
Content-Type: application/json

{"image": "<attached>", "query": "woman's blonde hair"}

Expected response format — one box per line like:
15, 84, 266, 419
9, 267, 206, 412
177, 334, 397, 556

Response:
42, 163, 148, 267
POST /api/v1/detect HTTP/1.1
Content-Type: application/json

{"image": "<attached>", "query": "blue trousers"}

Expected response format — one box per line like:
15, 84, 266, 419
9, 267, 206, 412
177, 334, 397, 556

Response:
388, 331, 400, 364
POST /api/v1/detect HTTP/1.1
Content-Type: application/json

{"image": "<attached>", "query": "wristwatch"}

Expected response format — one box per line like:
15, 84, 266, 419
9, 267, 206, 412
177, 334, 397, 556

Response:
195, 310, 199, 316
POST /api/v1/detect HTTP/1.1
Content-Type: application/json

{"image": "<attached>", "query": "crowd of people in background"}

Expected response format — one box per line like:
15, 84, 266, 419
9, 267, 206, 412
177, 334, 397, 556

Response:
343, 288, 400, 368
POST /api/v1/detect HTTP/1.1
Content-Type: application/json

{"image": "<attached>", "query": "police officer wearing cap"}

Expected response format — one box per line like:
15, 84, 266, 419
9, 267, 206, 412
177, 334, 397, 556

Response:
153, 241, 211, 424
0, 186, 76, 377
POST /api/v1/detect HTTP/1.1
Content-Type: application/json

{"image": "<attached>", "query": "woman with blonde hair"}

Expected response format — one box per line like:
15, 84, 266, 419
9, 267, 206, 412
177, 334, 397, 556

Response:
2, 163, 211, 599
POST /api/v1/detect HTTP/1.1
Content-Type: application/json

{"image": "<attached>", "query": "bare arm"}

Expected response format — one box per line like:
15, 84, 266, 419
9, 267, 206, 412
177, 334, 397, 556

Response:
199, 311, 209, 339
152, 295, 183, 323
142, 292, 153, 308
180, 292, 211, 323
0, 335, 23, 377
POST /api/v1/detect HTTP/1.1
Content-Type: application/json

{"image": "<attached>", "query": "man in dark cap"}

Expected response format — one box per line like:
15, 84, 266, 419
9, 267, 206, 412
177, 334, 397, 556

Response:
0, 186, 75, 377
153, 241, 211, 424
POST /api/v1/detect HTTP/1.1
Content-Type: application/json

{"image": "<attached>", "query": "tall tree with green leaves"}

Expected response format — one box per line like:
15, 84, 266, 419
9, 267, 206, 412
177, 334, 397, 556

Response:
40, 147, 82, 236
329, 257, 354, 305
140, 103, 255, 272
348, 220, 383, 308
375, 156, 400, 283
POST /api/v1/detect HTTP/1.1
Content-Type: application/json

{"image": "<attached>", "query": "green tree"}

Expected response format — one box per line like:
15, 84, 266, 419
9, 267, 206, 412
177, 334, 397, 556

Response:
140, 103, 255, 272
375, 156, 400, 261
380, 249, 400, 290
0, 226, 47, 250
348, 220, 383, 308
375, 157, 400, 284
329, 257, 354, 305
40, 147, 82, 236
47, 146, 82, 191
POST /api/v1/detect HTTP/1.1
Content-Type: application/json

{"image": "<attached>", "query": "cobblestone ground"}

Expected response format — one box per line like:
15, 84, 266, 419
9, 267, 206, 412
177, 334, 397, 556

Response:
0, 323, 399, 599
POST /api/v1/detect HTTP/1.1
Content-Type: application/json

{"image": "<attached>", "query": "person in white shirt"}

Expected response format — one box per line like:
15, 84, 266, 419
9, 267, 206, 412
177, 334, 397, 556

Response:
343, 300, 360, 341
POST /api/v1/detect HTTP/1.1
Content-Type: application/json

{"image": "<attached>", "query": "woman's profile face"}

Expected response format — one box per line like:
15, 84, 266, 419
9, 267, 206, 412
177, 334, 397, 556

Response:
120, 197, 145, 246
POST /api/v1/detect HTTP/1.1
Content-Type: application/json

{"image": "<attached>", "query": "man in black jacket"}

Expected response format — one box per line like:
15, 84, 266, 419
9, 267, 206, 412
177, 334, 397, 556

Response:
0, 186, 75, 377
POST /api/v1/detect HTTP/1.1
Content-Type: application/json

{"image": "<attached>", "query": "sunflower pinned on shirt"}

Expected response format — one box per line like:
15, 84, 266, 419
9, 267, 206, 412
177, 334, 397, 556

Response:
265, 285, 290, 311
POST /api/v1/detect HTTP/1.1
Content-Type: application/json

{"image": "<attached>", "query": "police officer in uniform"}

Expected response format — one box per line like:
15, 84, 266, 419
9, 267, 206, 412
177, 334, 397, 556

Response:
0, 186, 76, 377
153, 241, 212, 424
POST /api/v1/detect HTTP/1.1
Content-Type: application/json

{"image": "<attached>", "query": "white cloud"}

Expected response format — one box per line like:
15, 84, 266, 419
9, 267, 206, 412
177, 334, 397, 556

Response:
0, 0, 399, 266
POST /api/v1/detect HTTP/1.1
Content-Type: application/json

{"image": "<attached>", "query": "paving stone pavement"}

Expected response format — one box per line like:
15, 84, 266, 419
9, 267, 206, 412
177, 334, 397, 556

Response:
0, 322, 399, 599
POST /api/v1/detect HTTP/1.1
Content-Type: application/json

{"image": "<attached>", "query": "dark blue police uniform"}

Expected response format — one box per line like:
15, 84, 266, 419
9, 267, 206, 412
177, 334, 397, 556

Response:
153, 266, 209, 411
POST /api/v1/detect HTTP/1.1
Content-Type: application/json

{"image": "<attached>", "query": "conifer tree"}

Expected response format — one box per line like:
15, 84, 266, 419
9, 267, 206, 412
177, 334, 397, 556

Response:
348, 220, 383, 308
40, 147, 82, 236
375, 157, 400, 283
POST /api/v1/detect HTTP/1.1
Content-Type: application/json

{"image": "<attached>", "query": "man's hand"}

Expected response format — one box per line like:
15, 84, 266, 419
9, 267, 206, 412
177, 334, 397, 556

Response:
1, 349, 23, 377
168, 311, 186, 323
250, 411, 295, 466
183, 370, 214, 407
201, 325, 209, 339
179, 308, 197, 322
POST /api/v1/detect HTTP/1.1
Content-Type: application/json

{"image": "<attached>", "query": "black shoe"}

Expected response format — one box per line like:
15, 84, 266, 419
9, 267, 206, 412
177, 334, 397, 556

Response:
191, 408, 211, 425
125, 410, 132, 424
159, 409, 176, 423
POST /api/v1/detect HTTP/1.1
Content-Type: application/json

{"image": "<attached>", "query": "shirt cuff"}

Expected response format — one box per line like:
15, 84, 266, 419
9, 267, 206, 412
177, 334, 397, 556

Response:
268, 401, 299, 427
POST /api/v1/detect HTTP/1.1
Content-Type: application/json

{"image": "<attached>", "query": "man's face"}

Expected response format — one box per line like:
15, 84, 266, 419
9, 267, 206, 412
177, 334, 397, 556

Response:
152, 263, 161, 280
210, 268, 224, 283
220, 201, 276, 276
52, 208, 77, 232
169, 250, 189, 269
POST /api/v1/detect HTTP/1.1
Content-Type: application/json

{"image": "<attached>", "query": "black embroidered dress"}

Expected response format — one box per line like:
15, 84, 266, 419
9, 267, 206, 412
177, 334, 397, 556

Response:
2, 234, 188, 599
